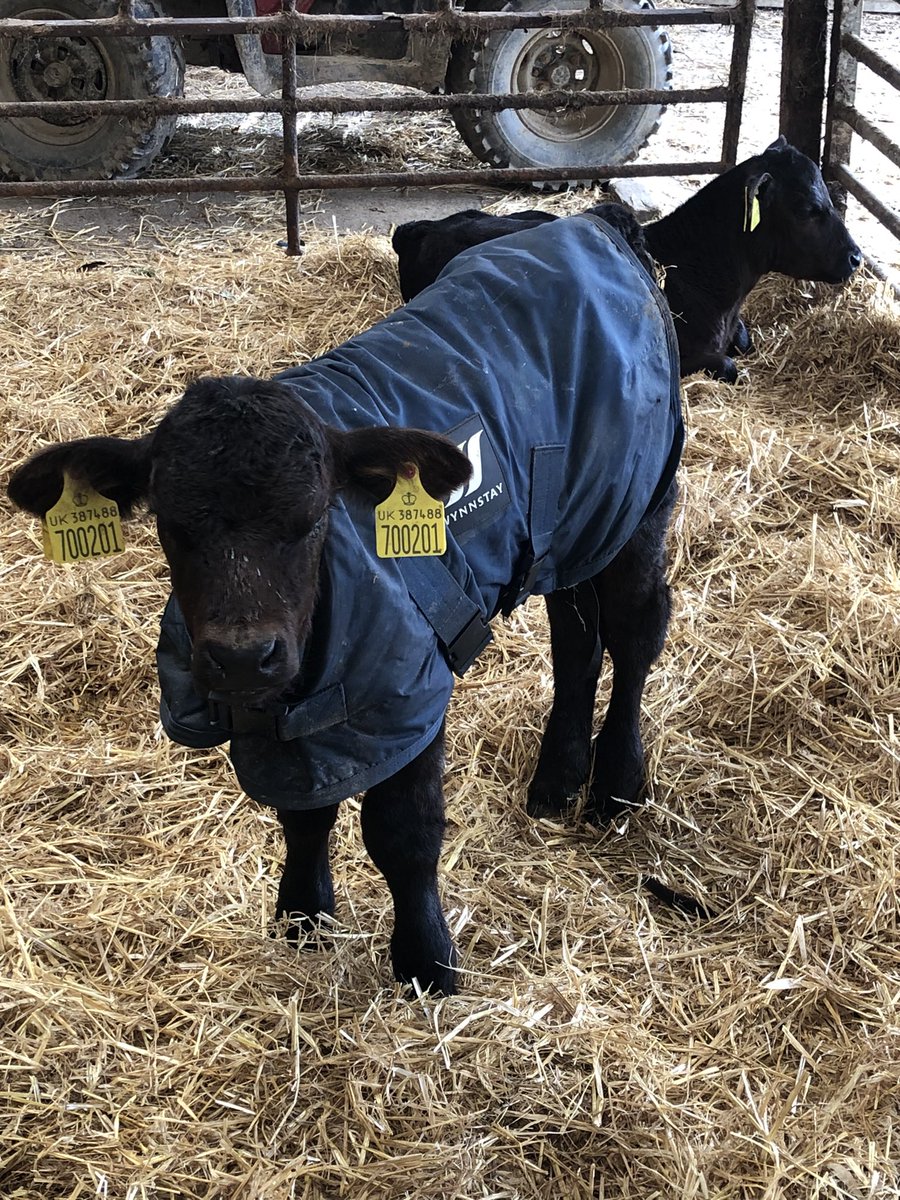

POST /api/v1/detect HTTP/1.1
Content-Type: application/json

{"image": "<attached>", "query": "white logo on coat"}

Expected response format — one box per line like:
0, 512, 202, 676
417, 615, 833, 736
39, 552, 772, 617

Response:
447, 429, 484, 506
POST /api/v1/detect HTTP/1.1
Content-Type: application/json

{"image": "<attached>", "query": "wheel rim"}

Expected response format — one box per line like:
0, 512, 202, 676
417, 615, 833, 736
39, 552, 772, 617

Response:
1, 7, 114, 147
511, 28, 626, 143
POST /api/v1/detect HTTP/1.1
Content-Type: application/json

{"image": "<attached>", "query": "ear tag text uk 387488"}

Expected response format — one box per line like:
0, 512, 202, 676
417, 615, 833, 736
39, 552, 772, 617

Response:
41, 473, 125, 564
375, 465, 446, 558
743, 187, 761, 233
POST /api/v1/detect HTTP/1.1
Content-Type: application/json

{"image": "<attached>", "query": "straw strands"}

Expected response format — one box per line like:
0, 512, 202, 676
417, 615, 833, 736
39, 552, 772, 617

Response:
1, 224, 898, 1199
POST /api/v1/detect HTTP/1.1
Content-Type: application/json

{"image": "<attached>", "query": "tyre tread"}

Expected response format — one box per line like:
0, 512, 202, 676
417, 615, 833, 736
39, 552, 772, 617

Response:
0, 0, 185, 182
449, 0, 673, 189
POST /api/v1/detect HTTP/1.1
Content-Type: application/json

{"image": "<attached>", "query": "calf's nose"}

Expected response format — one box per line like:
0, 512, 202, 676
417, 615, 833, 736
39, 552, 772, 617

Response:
199, 636, 285, 689
848, 248, 862, 272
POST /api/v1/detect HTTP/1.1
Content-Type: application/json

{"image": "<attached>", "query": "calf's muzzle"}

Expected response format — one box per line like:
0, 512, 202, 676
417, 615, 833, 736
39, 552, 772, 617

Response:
828, 241, 863, 283
194, 632, 294, 698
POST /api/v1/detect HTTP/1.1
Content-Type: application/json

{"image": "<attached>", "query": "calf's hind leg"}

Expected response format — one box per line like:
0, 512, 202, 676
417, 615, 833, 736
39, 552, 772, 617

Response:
360, 729, 458, 995
527, 582, 604, 818
589, 482, 677, 822
275, 804, 339, 940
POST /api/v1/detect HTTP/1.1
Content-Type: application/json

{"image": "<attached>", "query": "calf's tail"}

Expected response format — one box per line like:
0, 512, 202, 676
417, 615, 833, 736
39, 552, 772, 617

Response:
642, 875, 716, 919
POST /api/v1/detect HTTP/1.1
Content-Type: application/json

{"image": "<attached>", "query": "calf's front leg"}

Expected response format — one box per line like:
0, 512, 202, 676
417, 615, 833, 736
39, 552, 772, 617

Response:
360, 728, 458, 995
275, 804, 339, 940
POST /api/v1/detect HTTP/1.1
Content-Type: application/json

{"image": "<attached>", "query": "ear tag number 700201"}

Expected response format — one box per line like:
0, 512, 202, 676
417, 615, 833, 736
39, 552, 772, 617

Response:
375, 465, 446, 558
41, 473, 126, 564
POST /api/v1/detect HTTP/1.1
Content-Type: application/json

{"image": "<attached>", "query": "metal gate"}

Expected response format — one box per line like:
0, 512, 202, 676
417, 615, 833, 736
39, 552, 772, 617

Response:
0, 0, 756, 252
823, 0, 900, 279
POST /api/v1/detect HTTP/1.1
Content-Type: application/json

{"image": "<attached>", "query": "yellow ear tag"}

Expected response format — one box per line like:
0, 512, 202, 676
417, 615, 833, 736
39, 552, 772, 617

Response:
41, 473, 126, 564
744, 187, 761, 232
375, 465, 446, 558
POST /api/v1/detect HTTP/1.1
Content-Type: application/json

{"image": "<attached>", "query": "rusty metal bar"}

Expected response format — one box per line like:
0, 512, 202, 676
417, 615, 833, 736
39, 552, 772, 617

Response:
824, 0, 899, 258
834, 101, 900, 174
0, 159, 728, 200
0, 7, 742, 38
831, 162, 900, 243
0, 86, 728, 122
280, 0, 301, 256
842, 30, 900, 91
721, 0, 755, 165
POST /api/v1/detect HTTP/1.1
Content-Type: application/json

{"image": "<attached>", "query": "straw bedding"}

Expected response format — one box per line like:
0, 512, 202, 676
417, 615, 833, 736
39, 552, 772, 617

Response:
1, 220, 898, 1200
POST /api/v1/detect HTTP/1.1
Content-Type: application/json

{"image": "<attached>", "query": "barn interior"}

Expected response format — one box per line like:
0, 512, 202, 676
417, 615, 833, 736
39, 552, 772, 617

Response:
1, 188, 899, 1196
3, 0, 900, 1181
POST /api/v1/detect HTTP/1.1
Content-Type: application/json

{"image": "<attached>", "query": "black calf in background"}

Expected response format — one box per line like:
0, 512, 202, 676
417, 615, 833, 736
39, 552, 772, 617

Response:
392, 137, 862, 382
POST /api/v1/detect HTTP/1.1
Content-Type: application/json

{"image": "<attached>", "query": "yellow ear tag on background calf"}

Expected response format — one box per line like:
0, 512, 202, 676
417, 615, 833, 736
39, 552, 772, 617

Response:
42, 473, 125, 564
375, 465, 446, 558
743, 187, 761, 232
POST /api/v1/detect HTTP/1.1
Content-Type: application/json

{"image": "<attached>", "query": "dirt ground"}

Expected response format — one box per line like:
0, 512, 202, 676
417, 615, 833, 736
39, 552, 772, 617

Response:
0, 8, 897, 273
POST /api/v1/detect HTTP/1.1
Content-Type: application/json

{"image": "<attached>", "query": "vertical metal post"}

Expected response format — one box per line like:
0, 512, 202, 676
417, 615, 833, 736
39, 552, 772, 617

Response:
823, 0, 862, 212
280, 0, 302, 256
721, 0, 755, 166
779, 0, 828, 161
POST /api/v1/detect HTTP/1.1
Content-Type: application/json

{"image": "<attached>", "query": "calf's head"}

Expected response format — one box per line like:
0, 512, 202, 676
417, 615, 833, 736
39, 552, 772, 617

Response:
8, 375, 471, 706
746, 135, 862, 283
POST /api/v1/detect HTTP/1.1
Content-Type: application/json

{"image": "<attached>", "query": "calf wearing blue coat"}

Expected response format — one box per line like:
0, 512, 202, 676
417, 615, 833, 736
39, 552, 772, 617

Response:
8, 213, 683, 994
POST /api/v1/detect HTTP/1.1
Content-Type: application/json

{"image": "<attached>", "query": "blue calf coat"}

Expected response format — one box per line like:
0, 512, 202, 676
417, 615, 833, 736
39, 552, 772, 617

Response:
158, 214, 683, 809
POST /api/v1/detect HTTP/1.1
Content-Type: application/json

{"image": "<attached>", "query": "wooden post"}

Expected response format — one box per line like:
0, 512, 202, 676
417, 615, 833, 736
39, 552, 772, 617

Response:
823, 0, 863, 212
779, 0, 828, 162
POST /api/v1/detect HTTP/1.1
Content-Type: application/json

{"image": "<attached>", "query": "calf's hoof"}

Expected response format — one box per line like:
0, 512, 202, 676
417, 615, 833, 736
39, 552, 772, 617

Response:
588, 791, 644, 825
273, 907, 334, 947
686, 354, 739, 385
527, 755, 590, 818
731, 320, 753, 356
526, 784, 572, 820
588, 768, 646, 825
710, 356, 739, 385
392, 930, 459, 996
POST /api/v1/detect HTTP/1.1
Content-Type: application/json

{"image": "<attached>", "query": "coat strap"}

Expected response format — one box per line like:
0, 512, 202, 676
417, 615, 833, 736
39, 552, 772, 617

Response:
396, 554, 492, 676
207, 683, 347, 742
501, 443, 566, 615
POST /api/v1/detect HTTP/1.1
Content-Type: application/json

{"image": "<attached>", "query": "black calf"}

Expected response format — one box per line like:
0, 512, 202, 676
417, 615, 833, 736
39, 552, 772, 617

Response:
393, 202, 649, 302
392, 137, 862, 382
393, 207, 557, 303
645, 136, 861, 380
9, 214, 681, 994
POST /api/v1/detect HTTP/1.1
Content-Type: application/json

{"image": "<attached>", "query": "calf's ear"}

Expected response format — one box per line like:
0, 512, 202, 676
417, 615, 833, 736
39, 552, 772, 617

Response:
7, 434, 153, 517
743, 169, 774, 232
329, 426, 472, 502
748, 170, 773, 206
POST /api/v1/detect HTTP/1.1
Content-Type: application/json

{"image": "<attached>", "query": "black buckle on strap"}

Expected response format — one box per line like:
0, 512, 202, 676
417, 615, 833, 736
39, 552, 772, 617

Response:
446, 612, 492, 675
207, 693, 289, 736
